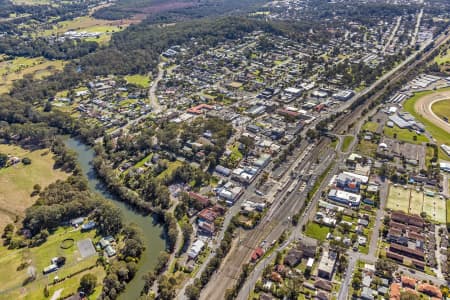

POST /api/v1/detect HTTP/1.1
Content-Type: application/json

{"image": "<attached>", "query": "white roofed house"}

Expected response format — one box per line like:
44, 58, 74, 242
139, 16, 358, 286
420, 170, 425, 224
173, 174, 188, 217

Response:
188, 240, 205, 260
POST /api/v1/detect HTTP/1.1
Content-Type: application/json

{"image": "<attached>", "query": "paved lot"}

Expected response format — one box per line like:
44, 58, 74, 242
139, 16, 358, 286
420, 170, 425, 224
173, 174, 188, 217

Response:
77, 238, 96, 258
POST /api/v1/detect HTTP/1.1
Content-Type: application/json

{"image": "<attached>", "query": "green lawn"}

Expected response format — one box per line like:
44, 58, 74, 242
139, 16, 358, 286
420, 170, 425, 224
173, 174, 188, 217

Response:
362, 121, 379, 132
403, 89, 450, 160
435, 48, 450, 65
383, 125, 429, 144
156, 160, 183, 180
341, 136, 354, 152
356, 140, 378, 157
125, 74, 151, 88
431, 99, 450, 121
304, 222, 331, 241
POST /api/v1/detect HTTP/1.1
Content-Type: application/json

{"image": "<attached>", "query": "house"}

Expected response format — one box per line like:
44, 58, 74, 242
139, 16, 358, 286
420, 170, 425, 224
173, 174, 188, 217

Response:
314, 279, 332, 292
418, 284, 442, 299
390, 283, 401, 300
361, 287, 375, 300
105, 245, 116, 257
188, 192, 210, 207
251, 247, 264, 262
81, 221, 96, 231
315, 291, 329, 300
188, 240, 205, 260
284, 249, 303, 267
401, 276, 416, 289
317, 250, 337, 280
70, 217, 85, 227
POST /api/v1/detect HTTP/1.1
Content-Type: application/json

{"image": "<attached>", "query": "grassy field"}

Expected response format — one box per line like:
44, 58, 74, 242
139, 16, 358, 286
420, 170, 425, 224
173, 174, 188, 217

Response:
431, 99, 450, 120
0, 227, 102, 299
386, 185, 410, 212
0, 57, 65, 94
356, 140, 378, 157
362, 121, 379, 132
423, 195, 446, 224
409, 190, 423, 216
383, 125, 429, 144
125, 74, 150, 88
435, 48, 450, 65
156, 160, 183, 180
0, 145, 69, 231
304, 222, 330, 241
403, 89, 450, 160
341, 136, 354, 152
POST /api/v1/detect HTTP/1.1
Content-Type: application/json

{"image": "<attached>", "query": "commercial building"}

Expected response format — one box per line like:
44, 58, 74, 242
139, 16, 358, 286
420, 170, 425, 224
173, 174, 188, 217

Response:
317, 250, 337, 280
332, 90, 354, 101
327, 189, 361, 207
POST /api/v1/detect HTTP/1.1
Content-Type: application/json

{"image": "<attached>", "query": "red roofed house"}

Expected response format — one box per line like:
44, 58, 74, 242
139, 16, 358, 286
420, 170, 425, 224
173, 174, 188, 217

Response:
187, 104, 214, 115
188, 192, 210, 207
418, 284, 442, 299
390, 283, 400, 300
401, 276, 416, 289
251, 247, 264, 262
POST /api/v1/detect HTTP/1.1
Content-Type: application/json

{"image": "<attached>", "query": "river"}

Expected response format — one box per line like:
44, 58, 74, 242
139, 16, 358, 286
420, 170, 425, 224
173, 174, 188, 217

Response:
64, 137, 165, 300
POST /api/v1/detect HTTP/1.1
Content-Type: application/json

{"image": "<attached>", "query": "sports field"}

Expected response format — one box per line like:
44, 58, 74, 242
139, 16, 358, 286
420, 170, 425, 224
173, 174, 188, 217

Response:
387, 185, 410, 212
409, 190, 423, 216
387, 185, 446, 223
423, 195, 446, 224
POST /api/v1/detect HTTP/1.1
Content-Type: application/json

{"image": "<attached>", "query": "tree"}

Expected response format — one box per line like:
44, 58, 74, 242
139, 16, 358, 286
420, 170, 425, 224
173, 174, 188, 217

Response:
185, 284, 201, 300
0, 153, 8, 168
22, 157, 31, 165
80, 273, 97, 295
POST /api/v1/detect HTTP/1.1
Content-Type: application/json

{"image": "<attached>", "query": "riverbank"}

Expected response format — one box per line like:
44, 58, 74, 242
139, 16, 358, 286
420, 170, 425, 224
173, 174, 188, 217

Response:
64, 137, 165, 299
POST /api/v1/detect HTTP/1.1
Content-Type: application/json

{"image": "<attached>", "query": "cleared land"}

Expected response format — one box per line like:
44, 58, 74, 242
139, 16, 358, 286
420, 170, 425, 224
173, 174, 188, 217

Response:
125, 74, 151, 88
40, 16, 132, 45
387, 185, 410, 213
0, 145, 69, 231
0, 57, 65, 94
0, 227, 102, 299
383, 125, 429, 144
304, 222, 330, 241
404, 89, 450, 160
362, 121, 379, 132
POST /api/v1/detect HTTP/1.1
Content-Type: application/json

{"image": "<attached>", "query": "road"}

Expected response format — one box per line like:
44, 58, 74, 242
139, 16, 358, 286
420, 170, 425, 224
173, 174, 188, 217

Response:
383, 16, 402, 54
414, 90, 450, 134
411, 8, 424, 46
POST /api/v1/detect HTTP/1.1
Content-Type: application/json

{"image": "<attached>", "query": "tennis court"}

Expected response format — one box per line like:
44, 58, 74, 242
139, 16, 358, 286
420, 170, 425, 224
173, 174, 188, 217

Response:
387, 185, 411, 212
